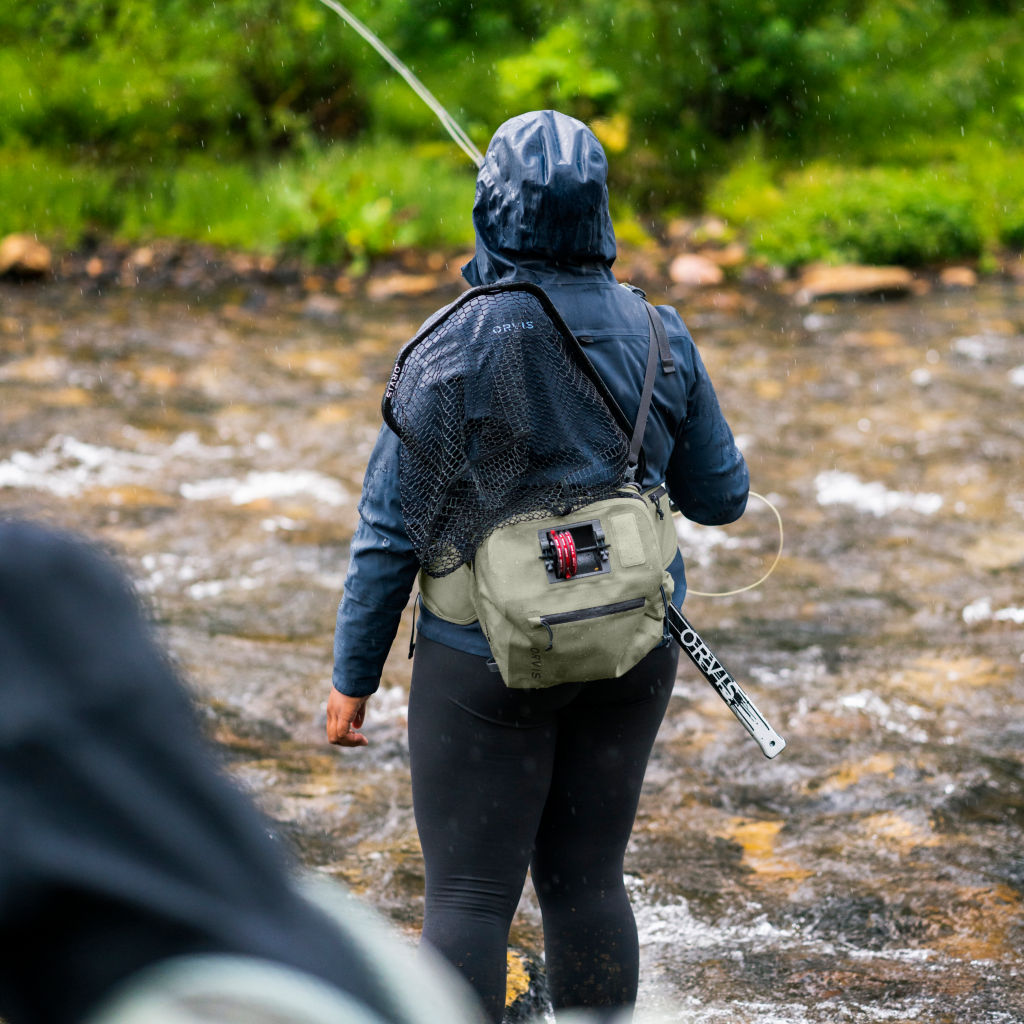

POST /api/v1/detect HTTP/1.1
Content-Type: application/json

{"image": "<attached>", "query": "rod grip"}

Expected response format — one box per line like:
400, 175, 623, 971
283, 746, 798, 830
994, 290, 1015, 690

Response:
667, 605, 786, 759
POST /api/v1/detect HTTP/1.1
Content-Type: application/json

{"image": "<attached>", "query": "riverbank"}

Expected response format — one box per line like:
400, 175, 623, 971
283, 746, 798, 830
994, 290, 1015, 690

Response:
3, 229, 1023, 314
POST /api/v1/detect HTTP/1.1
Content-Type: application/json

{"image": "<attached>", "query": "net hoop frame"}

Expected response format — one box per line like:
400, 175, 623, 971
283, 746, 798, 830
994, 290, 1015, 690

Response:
381, 281, 639, 467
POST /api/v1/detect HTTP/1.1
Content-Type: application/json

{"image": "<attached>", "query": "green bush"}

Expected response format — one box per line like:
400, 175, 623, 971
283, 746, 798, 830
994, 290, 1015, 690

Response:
1002, 208, 1024, 250
266, 141, 476, 264
0, 151, 124, 243
0, 0, 368, 157
804, 2, 1024, 163
495, 18, 621, 119
710, 157, 986, 267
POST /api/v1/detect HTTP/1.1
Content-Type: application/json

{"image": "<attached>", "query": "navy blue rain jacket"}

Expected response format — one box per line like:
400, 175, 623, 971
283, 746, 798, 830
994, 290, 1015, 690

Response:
333, 111, 748, 697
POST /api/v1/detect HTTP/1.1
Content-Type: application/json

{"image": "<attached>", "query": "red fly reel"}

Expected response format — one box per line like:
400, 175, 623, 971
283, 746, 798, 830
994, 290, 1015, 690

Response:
539, 520, 609, 583
549, 529, 578, 579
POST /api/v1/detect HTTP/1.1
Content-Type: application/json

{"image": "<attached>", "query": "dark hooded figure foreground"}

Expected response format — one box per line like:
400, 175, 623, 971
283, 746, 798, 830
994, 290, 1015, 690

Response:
327, 111, 749, 1021
0, 521, 483, 1024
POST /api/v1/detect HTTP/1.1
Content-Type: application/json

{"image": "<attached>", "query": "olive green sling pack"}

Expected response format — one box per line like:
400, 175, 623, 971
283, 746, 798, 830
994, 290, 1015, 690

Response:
382, 282, 678, 689
465, 481, 677, 687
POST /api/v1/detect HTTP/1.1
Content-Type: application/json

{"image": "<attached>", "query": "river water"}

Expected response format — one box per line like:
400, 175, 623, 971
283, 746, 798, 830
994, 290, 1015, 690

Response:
1, 271, 1022, 1023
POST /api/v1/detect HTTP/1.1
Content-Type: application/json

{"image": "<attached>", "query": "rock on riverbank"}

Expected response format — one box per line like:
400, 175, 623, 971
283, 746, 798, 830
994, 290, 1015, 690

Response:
0, 234, 52, 279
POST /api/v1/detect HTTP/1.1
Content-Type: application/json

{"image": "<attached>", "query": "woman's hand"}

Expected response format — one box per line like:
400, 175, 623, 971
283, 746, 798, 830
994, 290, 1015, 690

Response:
326, 689, 370, 747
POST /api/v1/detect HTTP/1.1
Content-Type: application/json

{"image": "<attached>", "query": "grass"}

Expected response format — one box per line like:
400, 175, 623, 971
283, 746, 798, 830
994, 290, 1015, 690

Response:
0, 139, 478, 269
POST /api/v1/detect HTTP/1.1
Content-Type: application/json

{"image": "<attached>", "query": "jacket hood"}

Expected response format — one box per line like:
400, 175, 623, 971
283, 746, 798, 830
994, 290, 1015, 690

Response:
462, 110, 617, 286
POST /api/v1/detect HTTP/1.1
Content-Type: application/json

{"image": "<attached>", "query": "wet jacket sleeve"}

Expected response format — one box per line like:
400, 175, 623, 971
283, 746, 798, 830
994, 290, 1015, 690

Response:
332, 425, 420, 698
665, 339, 749, 526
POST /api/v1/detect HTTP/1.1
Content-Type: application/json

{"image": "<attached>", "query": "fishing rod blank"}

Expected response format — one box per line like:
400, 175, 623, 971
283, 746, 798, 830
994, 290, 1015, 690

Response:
314, 0, 484, 167
667, 604, 786, 759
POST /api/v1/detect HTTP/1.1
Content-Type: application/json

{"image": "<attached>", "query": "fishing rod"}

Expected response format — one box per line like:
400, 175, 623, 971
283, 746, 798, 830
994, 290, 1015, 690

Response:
314, 0, 484, 167
685, 491, 784, 597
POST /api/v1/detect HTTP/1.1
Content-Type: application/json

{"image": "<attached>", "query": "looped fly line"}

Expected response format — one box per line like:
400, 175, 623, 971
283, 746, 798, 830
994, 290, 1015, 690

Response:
683, 491, 784, 598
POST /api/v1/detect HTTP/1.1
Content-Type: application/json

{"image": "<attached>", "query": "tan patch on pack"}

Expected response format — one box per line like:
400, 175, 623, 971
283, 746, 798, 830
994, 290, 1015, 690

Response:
610, 511, 645, 567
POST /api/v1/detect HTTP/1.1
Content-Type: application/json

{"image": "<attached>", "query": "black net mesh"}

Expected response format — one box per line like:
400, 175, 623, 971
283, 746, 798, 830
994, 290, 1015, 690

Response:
383, 284, 631, 577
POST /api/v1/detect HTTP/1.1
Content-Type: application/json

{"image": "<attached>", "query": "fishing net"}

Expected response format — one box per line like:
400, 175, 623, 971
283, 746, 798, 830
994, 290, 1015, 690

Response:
382, 282, 633, 578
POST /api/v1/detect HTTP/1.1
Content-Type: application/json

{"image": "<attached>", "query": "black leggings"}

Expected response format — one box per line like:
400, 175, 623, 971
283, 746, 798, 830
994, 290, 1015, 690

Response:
407, 635, 678, 1022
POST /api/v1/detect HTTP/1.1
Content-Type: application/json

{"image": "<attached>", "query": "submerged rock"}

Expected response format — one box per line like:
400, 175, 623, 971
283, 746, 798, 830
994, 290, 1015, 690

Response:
302, 293, 345, 321
963, 531, 1024, 571
502, 949, 550, 1023
366, 272, 448, 301
940, 266, 978, 289
702, 242, 748, 269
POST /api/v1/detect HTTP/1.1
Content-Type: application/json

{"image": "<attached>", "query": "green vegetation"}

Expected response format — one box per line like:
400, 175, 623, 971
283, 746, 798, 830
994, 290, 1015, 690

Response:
1, 0, 1022, 269
709, 142, 1020, 269
0, 145, 475, 271
0, 145, 474, 268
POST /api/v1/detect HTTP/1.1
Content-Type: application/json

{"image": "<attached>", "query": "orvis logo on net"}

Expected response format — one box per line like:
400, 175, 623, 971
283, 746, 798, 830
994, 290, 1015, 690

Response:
491, 320, 535, 334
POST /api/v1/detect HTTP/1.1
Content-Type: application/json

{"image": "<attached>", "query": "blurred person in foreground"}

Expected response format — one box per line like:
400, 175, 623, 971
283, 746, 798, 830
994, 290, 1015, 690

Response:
0, 519, 485, 1024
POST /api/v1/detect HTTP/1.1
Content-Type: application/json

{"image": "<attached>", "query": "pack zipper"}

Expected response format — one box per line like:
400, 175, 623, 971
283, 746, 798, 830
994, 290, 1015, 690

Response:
537, 597, 646, 650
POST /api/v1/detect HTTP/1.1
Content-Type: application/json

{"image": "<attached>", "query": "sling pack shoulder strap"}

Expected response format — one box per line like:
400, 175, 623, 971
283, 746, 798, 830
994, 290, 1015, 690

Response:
625, 300, 676, 482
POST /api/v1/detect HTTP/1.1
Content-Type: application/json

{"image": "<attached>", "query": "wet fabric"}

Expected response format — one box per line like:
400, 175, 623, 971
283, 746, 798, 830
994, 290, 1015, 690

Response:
0, 522, 481, 1024
462, 110, 617, 287
407, 634, 678, 1022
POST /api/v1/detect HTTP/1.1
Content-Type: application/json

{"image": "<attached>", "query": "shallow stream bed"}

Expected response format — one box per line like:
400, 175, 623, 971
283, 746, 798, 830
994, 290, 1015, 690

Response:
2, 274, 1022, 1023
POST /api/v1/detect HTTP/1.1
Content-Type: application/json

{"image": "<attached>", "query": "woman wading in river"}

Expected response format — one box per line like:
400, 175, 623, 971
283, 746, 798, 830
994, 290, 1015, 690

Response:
327, 110, 749, 1022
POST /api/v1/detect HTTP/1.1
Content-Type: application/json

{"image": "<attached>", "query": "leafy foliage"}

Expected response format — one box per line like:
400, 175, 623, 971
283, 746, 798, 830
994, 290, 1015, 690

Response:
0, 144, 475, 264
0, 0, 1021, 266
708, 141, 1024, 267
